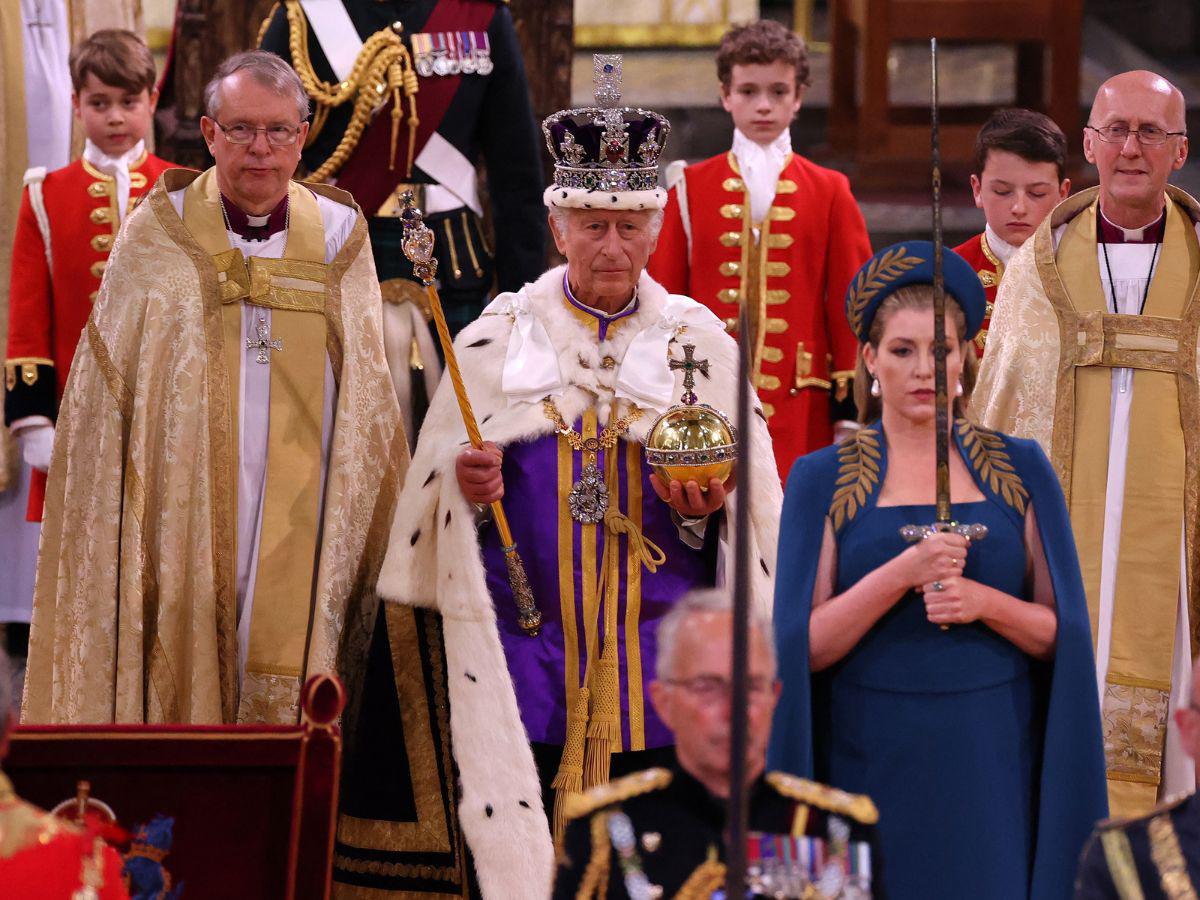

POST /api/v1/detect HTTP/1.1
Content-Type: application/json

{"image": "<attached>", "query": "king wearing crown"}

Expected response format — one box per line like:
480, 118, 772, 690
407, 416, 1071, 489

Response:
336, 56, 782, 898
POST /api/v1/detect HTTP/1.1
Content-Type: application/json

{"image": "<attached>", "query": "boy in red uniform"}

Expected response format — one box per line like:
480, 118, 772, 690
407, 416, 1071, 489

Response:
648, 20, 872, 477
954, 107, 1069, 356
4, 29, 176, 521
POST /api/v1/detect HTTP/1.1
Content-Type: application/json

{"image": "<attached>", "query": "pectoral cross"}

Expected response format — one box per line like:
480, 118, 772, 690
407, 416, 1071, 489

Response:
669, 343, 709, 405
25, 1, 56, 47
246, 315, 282, 364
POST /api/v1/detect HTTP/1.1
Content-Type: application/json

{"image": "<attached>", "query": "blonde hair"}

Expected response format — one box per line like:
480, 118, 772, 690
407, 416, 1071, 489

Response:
853, 284, 979, 424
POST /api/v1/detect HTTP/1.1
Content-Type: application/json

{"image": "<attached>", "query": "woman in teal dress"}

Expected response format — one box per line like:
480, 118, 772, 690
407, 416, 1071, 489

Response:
768, 242, 1107, 900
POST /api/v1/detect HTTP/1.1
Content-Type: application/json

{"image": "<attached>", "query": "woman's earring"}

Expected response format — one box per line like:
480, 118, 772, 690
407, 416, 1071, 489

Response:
870, 377, 881, 398
956, 380, 964, 397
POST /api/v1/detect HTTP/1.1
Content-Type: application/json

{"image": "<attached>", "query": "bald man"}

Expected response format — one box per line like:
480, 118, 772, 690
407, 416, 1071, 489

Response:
1074, 655, 1200, 896
973, 70, 1196, 817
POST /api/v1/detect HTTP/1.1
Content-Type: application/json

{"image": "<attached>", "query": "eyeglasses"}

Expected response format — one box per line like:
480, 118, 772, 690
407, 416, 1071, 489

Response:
662, 675, 777, 703
214, 120, 302, 147
1086, 123, 1187, 146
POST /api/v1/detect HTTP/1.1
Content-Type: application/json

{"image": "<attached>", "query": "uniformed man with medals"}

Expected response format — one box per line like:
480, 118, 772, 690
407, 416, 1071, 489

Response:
553, 590, 879, 899
259, 0, 546, 437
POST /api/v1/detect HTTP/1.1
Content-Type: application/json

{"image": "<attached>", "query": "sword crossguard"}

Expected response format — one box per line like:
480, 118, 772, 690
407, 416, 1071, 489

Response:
899, 521, 989, 543
399, 190, 438, 285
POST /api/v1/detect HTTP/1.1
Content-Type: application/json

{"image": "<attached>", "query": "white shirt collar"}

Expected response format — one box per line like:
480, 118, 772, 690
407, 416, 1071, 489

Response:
1098, 204, 1164, 242
82, 138, 145, 175
731, 128, 792, 224
983, 223, 1019, 268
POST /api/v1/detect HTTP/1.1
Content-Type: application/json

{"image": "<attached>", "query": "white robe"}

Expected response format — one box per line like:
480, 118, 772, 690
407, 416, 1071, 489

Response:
1056, 212, 1197, 799
167, 187, 355, 685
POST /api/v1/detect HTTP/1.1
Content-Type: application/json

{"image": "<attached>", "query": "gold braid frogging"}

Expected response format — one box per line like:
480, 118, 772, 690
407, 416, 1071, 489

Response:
278, 0, 420, 182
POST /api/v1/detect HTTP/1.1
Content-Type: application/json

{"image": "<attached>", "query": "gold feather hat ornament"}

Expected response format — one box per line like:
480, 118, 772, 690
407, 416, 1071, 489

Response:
845, 241, 986, 342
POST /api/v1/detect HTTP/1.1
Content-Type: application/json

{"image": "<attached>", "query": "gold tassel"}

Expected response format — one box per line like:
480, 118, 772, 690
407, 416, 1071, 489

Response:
583, 632, 620, 790
552, 686, 590, 843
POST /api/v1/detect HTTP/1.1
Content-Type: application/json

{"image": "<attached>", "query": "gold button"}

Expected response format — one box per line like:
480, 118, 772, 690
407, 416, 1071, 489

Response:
718, 231, 742, 247
87, 181, 110, 198
724, 317, 738, 332
719, 204, 744, 219
90, 207, 113, 224
90, 261, 106, 278
717, 288, 740, 305
90, 234, 112, 252
88, 290, 99, 302
722, 177, 745, 192
719, 261, 740, 277
391, 20, 404, 33
762, 402, 775, 418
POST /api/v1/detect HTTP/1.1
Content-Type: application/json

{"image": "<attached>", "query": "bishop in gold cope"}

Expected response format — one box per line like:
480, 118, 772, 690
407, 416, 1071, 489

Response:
22, 51, 407, 726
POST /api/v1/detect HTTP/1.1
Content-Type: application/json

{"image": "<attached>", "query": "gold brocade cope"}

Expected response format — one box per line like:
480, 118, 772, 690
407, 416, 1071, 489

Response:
1053, 198, 1198, 815
183, 169, 330, 723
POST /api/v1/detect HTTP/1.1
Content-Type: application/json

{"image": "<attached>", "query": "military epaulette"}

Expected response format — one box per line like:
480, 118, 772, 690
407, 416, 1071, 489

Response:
766, 772, 879, 825
562, 768, 672, 822
1097, 791, 1190, 831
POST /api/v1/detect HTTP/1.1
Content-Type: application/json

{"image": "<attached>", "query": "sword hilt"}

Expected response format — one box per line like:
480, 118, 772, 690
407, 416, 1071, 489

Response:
900, 521, 988, 631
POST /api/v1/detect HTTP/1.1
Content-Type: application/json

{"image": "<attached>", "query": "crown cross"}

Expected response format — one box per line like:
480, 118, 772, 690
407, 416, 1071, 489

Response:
593, 54, 622, 107
670, 343, 709, 405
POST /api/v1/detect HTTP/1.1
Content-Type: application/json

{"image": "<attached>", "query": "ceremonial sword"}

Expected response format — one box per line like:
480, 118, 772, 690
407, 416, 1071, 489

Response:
399, 192, 542, 637
900, 39, 988, 628
725, 302, 754, 898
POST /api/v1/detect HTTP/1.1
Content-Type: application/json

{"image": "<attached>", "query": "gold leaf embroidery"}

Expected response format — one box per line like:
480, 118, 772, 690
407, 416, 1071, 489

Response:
846, 247, 923, 336
1149, 814, 1200, 900
830, 428, 881, 531
956, 419, 1029, 514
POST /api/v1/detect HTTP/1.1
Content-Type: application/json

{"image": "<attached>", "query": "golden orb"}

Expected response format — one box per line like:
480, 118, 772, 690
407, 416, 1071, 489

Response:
645, 404, 737, 489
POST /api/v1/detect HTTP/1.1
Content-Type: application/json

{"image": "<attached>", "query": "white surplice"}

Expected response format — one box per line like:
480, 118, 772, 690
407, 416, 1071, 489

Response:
1055, 209, 1196, 798
168, 187, 355, 684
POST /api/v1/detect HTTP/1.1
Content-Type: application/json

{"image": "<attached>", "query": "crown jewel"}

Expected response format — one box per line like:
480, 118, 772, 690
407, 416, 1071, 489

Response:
542, 54, 670, 201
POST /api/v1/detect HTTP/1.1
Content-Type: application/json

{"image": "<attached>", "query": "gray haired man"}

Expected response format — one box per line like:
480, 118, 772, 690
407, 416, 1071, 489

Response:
553, 589, 883, 899
23, 50, 407, 726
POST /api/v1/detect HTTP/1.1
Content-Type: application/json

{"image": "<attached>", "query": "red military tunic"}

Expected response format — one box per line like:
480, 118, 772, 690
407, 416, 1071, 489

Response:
0, 772, 129, 899
952, 231, 1003, 358
648, 151, 872, 478
4, 150, 177, 519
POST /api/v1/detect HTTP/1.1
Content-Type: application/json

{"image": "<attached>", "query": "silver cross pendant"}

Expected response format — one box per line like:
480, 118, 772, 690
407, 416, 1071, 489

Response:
246, 315, 283, 364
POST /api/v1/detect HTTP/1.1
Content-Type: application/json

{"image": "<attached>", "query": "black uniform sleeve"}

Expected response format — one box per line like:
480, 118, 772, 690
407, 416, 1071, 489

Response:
1072, 832, 1120, 899
4, 362, 57, 425
477, 6, 547, 292
554, 814, 606, 899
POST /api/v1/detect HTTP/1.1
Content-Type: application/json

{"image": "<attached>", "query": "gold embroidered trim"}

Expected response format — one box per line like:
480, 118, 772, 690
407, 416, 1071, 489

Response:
332, 854, 459, 880
562, 768, 671, 822
846, 246, 923, 337
576, 812, 612, 899
830, 427, 881, 531
1104, 674, 1170, 784
955, 419, 1029, 514
676, 850, 726, 900
1100, 830, 1146, 900
1149, 813, 1200, 899
766, 772, 879, 824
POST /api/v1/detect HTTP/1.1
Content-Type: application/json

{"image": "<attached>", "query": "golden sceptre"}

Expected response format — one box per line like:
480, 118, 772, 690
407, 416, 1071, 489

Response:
399, 192, 542, 636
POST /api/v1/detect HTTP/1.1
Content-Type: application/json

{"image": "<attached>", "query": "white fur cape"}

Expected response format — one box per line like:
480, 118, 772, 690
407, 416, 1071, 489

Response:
376, 265, 782, 899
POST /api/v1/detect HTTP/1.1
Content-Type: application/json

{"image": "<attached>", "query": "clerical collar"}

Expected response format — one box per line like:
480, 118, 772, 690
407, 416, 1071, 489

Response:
983, 224, 1019, 269
562, 269, 639, 340
1098, 206, 1166, 244
221, 193, 289, 242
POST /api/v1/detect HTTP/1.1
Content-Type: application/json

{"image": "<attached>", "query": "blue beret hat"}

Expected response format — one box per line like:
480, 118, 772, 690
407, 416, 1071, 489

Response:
845, 241, 987, 343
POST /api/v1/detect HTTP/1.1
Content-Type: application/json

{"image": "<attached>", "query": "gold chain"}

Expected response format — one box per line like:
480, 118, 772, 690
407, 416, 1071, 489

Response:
542, 400, 642, 455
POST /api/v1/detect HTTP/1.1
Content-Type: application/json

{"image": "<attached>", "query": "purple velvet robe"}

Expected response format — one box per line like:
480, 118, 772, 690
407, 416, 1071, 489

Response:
479, 292, 716, 751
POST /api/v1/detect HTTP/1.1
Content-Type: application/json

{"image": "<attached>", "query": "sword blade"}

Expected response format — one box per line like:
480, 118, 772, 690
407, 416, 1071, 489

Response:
930, 37, 952, 525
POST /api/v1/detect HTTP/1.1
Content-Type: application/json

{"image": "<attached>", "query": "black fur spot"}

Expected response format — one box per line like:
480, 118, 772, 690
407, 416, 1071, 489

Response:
760, 558, 770, 576
485, 804, 494, 818
410, 529, 421, 546
482, 413, 493, 424
422, 470, 438, 488
465, 672, 477, 682
611, 195, 618, 203
518, 800, 531, 809
467, 337, 492, 348
754, 407, 767, 423
444, 509, 452, 528
561, 191, 568, 198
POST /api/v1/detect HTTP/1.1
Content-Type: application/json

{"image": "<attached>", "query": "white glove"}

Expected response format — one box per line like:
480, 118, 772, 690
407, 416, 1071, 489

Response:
18, 424, 54, 472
